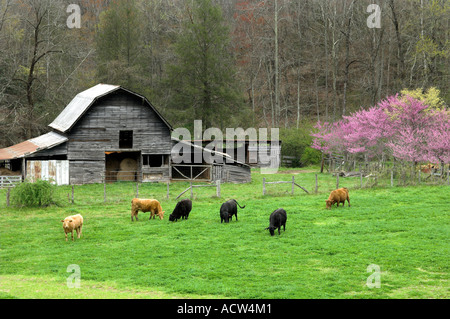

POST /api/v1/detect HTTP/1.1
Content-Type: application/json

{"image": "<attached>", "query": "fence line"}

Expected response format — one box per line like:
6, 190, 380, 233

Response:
176, 180, 221, 200
263, 176, 309, 195
2, 169, 449, 207
0, 176, 22, 189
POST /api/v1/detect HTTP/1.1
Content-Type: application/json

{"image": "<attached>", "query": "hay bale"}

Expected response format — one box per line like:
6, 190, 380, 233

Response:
0, 168, 20, 176
120, 158, 137, 171
117, 171, 136, 182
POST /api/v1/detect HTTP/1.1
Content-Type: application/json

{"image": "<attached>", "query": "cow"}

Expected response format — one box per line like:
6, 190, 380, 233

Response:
131, 198, 165, 221
266, 208, 287, 236
169, 199, 193, 222
220, 199, 245, 223
61, 214, 84, 241
326, 187, 350, 210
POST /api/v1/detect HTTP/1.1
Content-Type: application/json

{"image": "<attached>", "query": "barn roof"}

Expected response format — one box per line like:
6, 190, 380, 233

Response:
49, 84, 172, 133
0, 132, 68, 160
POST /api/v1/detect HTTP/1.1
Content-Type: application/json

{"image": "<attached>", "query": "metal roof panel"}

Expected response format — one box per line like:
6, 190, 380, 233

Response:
48, 84, 120, 133
0, 132, 68, 160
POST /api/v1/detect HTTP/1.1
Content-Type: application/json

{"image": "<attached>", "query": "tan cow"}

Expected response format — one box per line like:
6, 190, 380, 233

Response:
61, 214, 84, 241
131, 198, 165, 222
326, 188, 351, 210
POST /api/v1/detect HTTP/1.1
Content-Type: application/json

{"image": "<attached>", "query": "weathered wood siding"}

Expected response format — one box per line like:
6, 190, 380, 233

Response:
222, 165, 251, 183
66, 90, 172, 184
26, 143, 68, 159
70, 161, 104, 184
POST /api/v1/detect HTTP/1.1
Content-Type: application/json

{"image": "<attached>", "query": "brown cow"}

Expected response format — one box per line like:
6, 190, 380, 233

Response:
131, 198, 165, 221
326, 188, 350, 210
61, 214, 84, 241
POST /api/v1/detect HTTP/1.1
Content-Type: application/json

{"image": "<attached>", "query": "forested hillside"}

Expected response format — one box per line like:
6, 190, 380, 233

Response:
0, 0, 448, 147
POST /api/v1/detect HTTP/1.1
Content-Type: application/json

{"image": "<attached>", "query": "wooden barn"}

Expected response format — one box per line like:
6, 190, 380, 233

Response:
0, 84, 251, 186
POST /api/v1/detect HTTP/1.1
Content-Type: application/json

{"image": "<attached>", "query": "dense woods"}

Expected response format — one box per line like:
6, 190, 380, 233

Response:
0, 0, 448, 149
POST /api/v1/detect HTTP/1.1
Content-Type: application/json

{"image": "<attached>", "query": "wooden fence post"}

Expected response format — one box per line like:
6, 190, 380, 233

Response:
360, 172, 363, 188
190, 181, 193, 200
136, 182, 139, 198
391, 170, 394, 187
6, 188, 10, 207
315, 174, 318, 193
216, 180, 221, 197
336, 173, 339, 189
291, 176, 295, 195
167, 182, 170, 199
104, 182, 106, 203
263, 178, 266, 195
72, 185, 74, 204
418, 169, 421, 184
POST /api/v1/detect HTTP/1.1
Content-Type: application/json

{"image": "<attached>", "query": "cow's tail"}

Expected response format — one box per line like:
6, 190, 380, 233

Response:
233, 199, 246, 209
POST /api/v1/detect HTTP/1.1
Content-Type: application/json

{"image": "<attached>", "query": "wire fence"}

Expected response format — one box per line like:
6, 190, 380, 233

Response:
1, 166, 449, 208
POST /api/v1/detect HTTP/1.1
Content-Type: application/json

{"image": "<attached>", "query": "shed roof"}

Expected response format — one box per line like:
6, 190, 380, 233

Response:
49, 84, 172, 133
171, 137, 250, 167
0, 132, 68, 160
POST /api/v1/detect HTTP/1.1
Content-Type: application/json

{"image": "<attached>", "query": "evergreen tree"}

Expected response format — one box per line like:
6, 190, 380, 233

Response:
95, 0, 142, 90
166, 0, 244, 130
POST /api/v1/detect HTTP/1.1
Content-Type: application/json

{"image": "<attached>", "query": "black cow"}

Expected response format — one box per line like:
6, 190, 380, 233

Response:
169, 199, 192, 222
266, 208, 287, 236
220, 199, 246, 223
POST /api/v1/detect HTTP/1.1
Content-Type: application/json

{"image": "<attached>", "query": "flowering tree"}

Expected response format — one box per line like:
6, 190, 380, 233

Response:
423, 109, 450, 171
311, 94, 450, 170
342, 106, 394, 160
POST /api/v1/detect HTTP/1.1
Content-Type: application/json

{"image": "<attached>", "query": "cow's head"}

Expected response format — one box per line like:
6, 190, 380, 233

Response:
266, 226, 275, 236
61, 218, 73, 230
169, 213, 176, 222
325, 200, 333, 210
159, 211, 165, 220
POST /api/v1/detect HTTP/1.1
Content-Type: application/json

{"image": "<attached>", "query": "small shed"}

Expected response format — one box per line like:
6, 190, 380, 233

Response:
171, 138, 251, 184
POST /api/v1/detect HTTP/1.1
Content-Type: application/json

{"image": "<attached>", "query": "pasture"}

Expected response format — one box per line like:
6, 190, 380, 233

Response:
0, 169, 448, 299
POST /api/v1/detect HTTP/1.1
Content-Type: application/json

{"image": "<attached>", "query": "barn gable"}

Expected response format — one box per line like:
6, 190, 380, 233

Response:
49, 84, 172, 133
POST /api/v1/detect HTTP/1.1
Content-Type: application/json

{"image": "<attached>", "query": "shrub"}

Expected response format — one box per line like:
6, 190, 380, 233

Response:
301, 147, 322, 166
280, 124, 315, 167
11, 179, 58, 207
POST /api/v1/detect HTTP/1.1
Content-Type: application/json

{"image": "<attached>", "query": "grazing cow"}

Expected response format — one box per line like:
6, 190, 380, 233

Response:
266, 208, 287, 236
131, 198, 165, 221
220, 199, 245, 223
326, 187, 350, 210
169, 199, 193, 222
61, 214, 83, 242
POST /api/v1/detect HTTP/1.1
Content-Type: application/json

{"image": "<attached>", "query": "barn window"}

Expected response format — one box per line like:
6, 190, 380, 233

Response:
143, 155, 169, 167
119, 131, 133, 149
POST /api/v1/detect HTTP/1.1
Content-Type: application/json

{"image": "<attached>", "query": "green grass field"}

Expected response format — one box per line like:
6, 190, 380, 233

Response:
0, 169, 449, 299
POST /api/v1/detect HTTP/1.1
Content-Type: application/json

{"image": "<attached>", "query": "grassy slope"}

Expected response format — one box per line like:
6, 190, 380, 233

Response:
0, 169, 448, 299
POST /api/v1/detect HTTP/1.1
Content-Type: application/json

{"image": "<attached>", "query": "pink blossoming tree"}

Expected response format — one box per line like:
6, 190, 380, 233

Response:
311, 94, 450, 171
